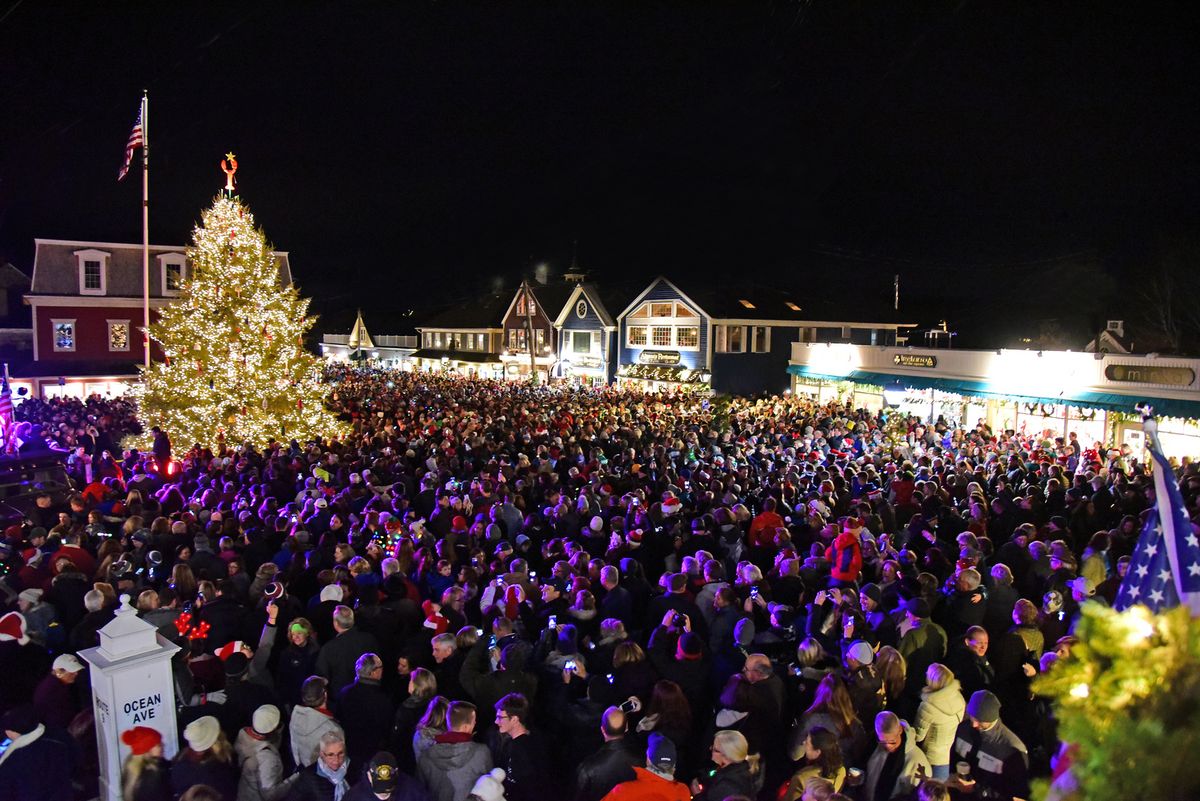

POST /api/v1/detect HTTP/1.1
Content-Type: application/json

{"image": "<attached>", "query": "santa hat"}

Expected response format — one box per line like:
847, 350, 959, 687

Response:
214, 640, 247, 661
0, 611, 29, 645
662, 497, 682, 516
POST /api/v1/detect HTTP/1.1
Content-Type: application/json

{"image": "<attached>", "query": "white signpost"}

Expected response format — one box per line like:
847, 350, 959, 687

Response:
80, 594, 182, 801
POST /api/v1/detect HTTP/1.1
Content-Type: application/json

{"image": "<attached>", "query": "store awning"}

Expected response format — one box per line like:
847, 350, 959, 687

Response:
410, 348, 502, 364
787, 364, 1200, 419
618, 364, 708, 384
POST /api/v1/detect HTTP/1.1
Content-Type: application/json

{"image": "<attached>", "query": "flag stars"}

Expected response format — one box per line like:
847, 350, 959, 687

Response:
1189, 563, 1200, 577
1136, 564, 1149, 578
1149, 589, 1166, 604
1159, 569, 1173, 583
1188, 533, 1200, 549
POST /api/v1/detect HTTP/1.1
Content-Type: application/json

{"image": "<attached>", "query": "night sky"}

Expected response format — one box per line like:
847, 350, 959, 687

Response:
3, 2, 1198, 342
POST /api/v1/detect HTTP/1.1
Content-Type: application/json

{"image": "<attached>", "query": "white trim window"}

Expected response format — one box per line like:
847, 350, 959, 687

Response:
715, 324, 747, 353
52, 319, 76, 352
751, 325, 770, 353
108, 320, 131, 352
74, 248, 109, 296
625, 300, 701, 350
572, 330, 593, 354
158, 253, 187, 296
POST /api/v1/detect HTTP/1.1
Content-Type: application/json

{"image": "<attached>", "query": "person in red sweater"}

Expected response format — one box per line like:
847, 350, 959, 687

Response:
825, 519, 864, 585
748, 497, 786, 549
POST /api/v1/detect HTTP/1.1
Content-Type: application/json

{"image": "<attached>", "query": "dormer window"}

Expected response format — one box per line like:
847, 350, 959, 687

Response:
74, 248, 110, 296
739, 299, 756, 309
158, 253, 187, 296
785, 301, 802, 312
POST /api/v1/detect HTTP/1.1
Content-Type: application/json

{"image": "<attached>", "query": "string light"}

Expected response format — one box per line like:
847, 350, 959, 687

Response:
136, 194, 346, 447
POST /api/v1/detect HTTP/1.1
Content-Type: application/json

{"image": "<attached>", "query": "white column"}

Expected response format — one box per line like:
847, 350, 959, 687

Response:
80, 594, 182, 801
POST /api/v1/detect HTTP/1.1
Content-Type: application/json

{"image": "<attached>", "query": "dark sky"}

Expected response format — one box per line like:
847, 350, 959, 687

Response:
3, 2, 1198, 337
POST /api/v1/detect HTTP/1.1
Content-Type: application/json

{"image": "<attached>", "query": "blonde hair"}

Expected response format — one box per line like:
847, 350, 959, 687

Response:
712, 730, 760, 774
613, 641, 645, 668
925, 662, 954, 691
121, 753, 161, 799
410, 667, 437, 700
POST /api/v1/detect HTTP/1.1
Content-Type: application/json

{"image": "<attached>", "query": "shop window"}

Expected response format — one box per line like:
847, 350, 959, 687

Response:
53, 319, 76, 352
159, 253, 187, 296
677, 326, 699, 349
628, 326, 648, 346
651, 327, 672, 347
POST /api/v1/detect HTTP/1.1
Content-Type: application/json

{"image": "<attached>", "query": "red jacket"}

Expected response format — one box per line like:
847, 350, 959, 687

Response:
825, 531, 863, 583
748, 511, 785, 548
601, 768, 691, 801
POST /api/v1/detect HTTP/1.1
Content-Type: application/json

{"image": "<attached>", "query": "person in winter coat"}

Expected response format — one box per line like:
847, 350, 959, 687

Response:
172, 716, 239, 801
275, 617, 320, 708
288, 731, 353, 801
863, 712, 931, 801
911, 663, 966, 779
781, 726, 845, 801
574, 707, 639, 801
0, 704, 77, 801
599, 732, 690, 801
345, 751, 432, 801
120, 726, 172, 801
690, 730, 758, 801
391, 668, 438, 773
315, 605, 381, 696
458, 638, 539, 724
825, 520, 864, 585
236, 705, 298, 801
335, 653, 395, 779
291, 676, 347, 768
417, 701, 493, 801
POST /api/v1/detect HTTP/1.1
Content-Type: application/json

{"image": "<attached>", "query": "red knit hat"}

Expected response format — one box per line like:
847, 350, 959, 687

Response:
0, 612, 29, 645
121, 725, 163, 756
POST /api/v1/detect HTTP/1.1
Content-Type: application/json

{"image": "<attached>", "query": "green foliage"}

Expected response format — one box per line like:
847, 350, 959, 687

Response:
1033, 604, 1200, 801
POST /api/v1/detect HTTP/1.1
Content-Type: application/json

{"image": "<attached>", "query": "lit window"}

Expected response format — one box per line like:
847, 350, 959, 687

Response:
651, 327, 672, 347
108, 321, 130, 352
651, 302, 674, 318
53, 320, 76, 352
785, 301, 801, 312
628, 326, 648, 346
739, 299, 756, 309
677, 327, 699, 348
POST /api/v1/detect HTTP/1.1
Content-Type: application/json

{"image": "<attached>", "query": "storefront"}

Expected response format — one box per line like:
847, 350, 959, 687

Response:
616, 362, 711, 393
787, 343, 1200, 459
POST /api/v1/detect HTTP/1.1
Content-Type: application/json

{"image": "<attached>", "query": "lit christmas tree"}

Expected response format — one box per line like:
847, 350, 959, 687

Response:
137, 161, 344, 448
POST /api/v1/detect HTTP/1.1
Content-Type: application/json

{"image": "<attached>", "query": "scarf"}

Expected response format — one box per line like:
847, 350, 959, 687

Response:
316, 756, 350, 801
0, 724, 45, 769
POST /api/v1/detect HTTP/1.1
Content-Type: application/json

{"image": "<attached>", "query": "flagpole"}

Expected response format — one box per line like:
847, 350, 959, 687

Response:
141, 90, 151, 369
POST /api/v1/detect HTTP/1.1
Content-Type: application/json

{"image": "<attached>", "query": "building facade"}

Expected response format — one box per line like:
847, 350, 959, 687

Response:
18, 239, 290, 398
552, 282, 618, 386
411, 292, 510, 378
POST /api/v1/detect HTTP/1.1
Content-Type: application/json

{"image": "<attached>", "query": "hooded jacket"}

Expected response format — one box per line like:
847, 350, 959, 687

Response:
825, 531, 863, 583
417, 734, 493, 801
289, 705, 345, 768
913, 679, 966, 765
234, 728, 293, 801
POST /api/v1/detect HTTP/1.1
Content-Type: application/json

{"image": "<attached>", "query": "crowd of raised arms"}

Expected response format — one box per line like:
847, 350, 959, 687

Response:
3, 363, 1193, 801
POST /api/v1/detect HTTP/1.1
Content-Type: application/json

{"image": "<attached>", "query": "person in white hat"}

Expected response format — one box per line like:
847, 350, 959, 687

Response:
173, 715, 238, 799
16, 588, 56, 647
235, 704, 297, 801
32, 653, 85, 728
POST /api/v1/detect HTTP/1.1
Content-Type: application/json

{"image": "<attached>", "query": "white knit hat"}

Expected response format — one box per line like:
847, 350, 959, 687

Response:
470, 768, 507, 801
184, 715, 220, 752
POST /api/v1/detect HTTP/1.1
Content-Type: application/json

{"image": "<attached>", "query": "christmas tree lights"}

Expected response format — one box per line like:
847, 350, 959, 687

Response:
137, 192, 345, 448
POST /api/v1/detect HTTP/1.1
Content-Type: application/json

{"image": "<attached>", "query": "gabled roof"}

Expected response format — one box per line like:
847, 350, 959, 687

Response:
617, 276, 713, 320
417, 291, 512, 330
500, 281, 577, 326
553, 283, 618, 328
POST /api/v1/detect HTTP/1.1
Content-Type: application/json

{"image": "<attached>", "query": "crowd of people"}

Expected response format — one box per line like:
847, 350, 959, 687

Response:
1, 363, 1185, 801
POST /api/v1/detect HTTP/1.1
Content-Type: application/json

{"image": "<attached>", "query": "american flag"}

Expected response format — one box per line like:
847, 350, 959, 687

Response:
1115, 417, 1200, 614
117, 101, 144, 181
0, 371, 13, 454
